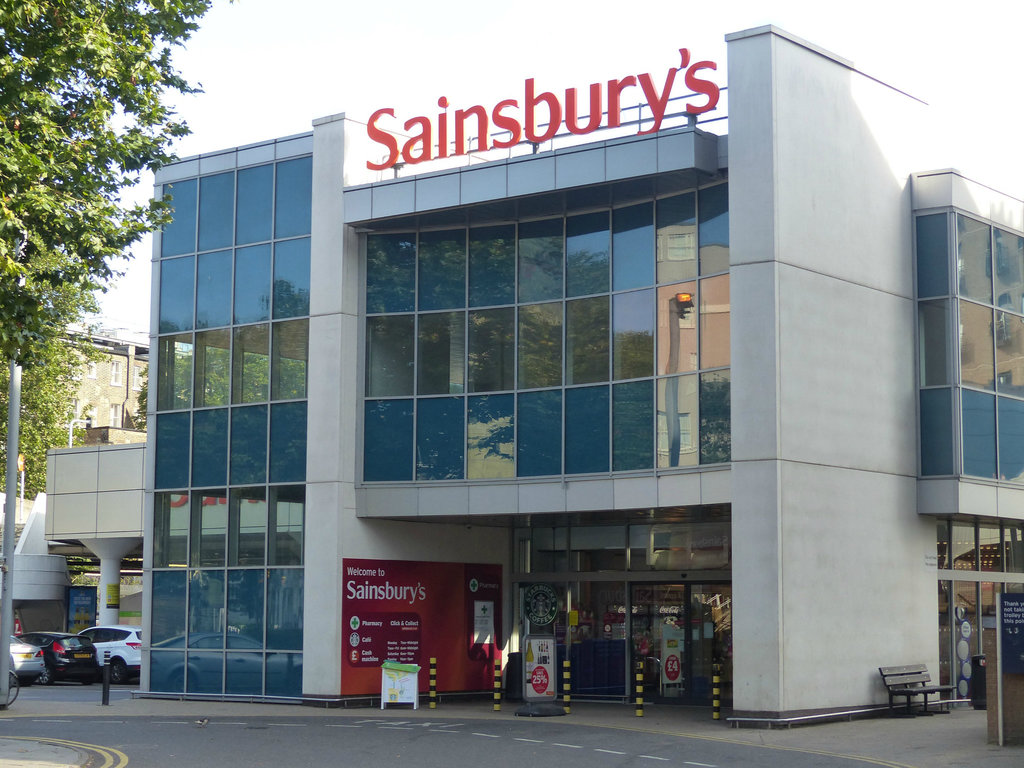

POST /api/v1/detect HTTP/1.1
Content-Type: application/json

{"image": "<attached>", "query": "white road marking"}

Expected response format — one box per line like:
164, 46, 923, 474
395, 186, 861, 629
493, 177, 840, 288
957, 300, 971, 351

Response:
472, 732, 500, 738
639, 756, 670, 761
515, 738, 544, 743
326, 724, 362, 728
268, 723, 307, 727
553, 743, 582, 749
595, 749, 627, 755
683, 762, 718, 767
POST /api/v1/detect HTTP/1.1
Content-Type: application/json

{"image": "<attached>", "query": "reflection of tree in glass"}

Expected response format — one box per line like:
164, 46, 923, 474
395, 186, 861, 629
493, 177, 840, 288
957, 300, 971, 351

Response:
273, 279, 310, 319
567, 297, 609, 384
469, 309, 514, 392
419, 231, 466, 310
699, 375, 731, 464
366, 234, 416, 313
469, 227, 515, 306
518, 303, 562, 389
614, 329, 654, 379
468, 395, 514, 465
567, 247, 610, 296
518, 223, 563, 302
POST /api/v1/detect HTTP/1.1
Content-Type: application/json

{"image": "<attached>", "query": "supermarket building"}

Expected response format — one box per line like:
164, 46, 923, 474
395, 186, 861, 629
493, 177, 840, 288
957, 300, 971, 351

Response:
144, 26, 1024, 716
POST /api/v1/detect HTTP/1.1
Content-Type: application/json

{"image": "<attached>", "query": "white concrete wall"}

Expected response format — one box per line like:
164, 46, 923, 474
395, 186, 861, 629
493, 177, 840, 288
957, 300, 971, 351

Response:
728, 26, 938, 714
45, 443, 145, 539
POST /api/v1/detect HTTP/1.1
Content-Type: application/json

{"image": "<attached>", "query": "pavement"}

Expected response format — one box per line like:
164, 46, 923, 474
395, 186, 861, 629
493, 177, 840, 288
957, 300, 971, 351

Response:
0, 694, 1020, 768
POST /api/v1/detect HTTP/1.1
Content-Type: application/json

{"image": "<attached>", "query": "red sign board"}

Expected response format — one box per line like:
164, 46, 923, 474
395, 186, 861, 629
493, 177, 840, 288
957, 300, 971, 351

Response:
341, 559, 501, 695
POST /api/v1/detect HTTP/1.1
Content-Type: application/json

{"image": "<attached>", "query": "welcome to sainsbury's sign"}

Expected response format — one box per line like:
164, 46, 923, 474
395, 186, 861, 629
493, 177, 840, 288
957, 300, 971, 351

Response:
366, 47, 720, 171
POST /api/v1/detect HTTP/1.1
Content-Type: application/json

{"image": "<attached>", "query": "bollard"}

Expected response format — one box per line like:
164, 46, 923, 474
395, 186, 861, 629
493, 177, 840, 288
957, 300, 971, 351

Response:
429, 657, 437, 709
712, 663, 720, 720
562, 659, 571, 714
101, 650, 111, 706
493, 659, 502, 712
635, 661, 644, 717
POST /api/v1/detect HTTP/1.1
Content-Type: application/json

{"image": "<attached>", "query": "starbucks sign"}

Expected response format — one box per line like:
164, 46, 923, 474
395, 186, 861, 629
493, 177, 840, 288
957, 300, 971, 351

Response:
524, 583, 558, 626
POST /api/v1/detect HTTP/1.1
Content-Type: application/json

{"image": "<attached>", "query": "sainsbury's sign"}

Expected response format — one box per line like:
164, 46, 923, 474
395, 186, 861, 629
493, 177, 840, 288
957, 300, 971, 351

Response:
366, 48, 719, 171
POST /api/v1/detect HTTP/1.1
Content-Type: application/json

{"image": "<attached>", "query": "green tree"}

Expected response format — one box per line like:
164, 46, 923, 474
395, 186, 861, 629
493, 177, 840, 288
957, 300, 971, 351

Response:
1, 0, 213, 365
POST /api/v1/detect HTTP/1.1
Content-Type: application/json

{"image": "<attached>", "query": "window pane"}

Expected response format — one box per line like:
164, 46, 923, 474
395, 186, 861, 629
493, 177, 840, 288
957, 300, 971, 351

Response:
157, 334, 193, 411
658, 282, 697, 374
232, 324, 270, 403
951, 523, 976, 570
155, 412, 190, 489
236, 164, 273, 245
418, 311, 466, 394
149, 650, 184, 692
227, 569, 265, 649
919, 300, 950, 387
1005, 523, 1024, 573
518, 219, 563, 303
979, 524, 1001, 572
700, 369, 731, 464
273, 238, 311, 318
230, 405, 268, 485
272, 319, 308, 400
657, 192, 696, 283
198, 172, 234, 252
960, 301, 994, 390
467, 394, 514, 479
192, 408, 228, 487
364, 400, 414, 481
229, 487, 267, 566
613, 202, 653, 290
265, 653, 302, 697
270, 402, 307, 483
159, 256, 195, 333
613, 380, 653, 471
917, 214, 949, 298
190, 491, 227, 567
418, 229, 466, 310
468, 308, 514, 393
188, 569, 225, 639
517, 389, 562, 476
613, 289, 654, 380
999, 397, 1024, 483
518, 302, 562, 389
154, 492, 189, 568
957, 214, 992, 304
366, 315, 414, 396
698, 184, 729, 275
700, 275, 730, 369
996, 311, 1024, 396
469, 225, 515, 307
161, 179, 197, 257
920, 387, 954, 475
274, 156, 312, 238
224, 652, 262, 695
962, 389, 996, 478
657, 374, 697, 468
187, 653, 222, 693
267, 570, 303, 650
234, 244, 271, 324
151, 570, 187, 644
366, 233, 416, 313
566, 296, 609, 384
994, 228, 1024, 311
195, 250, 233, 329
565, 385, 609, 474
416, 397, 464, 480
194, 329, 231, 408
566, 211, 609, 297
269, 486, 304, 566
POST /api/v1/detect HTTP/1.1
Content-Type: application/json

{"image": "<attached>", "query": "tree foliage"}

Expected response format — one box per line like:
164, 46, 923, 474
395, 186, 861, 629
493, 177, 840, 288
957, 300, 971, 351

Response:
0, 0, 212, 364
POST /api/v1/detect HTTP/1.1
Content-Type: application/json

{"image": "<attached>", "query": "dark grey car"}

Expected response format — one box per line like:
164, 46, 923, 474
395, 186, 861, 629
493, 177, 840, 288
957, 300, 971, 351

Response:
16, 632, 100, 685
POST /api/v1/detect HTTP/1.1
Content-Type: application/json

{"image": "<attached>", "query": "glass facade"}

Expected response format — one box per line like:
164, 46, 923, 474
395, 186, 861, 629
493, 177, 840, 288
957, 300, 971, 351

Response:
363, 184, 731, 482
152, 155, 310, 695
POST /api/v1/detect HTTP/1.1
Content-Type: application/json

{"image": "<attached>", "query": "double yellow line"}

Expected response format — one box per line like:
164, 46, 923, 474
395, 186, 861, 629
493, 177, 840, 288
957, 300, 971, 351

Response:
2, 735, 129, 768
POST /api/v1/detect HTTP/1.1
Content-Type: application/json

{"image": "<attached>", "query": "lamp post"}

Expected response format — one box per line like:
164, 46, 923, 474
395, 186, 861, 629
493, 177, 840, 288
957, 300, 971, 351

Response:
67, 417, 93, 448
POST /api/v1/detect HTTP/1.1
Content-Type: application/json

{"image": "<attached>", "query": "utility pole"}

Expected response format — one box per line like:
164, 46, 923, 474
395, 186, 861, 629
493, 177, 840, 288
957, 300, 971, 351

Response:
1, 361, 22, 708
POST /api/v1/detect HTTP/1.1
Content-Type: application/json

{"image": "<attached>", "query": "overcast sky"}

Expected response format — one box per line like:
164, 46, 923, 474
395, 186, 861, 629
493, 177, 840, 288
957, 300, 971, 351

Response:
94, 0, 1024, 333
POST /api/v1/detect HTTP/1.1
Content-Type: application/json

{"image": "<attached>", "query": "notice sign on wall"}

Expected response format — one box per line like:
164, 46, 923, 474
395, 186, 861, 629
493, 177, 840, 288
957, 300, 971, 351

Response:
342, 559, 501, 695
1002, 593, 1024, 675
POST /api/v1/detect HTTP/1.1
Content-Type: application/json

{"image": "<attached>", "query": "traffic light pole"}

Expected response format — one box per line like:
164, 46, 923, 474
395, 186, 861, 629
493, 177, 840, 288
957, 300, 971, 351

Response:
1, 361, 22, 708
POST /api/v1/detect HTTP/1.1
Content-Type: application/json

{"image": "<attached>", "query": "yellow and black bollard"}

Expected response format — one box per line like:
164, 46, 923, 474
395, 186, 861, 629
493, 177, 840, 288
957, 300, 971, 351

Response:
429, 657, 437, 709
562, 659, 571, 714
635, 661, 644, 717
712, 663, 721, 720
493, 659, 502, 712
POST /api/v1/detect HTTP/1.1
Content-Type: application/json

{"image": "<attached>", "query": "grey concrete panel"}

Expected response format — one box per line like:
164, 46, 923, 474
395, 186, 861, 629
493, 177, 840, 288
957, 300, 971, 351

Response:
371, 179, 416, 218
565, 478, 613, 511
197, 151, 237, 174
699, 468, 731, 504
153, 158, 199, 184
417, 485, 470, 517
508, 156, 555, 196
236, 142, 276, 168
612, 477, 658, 510
555, 148, 605, 189
469, 483, 517, 516
96, 490, 145, 535
656, 472, 702, 507
459, 164, 508, 204
360, 486, 419, 517
518, 481, 566, 514
53, 450, 99, 494
415, 171, 462, 211
343, 188, 372, 223
96, 445, 145, 492
606, 137, 657, 180
656, 131, 697, 173
276, 135, 314, 158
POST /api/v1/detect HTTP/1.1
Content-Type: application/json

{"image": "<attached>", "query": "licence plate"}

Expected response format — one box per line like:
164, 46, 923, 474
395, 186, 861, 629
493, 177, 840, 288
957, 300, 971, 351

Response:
73, 653, 91, 659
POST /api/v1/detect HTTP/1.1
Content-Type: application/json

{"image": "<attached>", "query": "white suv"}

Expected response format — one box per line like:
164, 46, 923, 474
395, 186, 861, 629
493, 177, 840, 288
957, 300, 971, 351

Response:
78, 625, 142, 684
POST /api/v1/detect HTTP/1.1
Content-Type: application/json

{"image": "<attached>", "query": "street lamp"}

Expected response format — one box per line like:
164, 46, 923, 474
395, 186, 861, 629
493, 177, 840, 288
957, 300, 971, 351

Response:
67, 417, 93, 448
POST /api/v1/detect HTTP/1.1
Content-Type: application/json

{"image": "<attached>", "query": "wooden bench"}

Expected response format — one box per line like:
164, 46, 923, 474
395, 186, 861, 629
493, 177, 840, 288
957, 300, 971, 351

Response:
879, 665, 956, 716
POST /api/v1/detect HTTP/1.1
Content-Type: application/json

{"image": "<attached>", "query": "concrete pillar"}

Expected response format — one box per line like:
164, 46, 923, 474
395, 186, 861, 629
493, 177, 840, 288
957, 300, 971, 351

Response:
80, 537, 139, 626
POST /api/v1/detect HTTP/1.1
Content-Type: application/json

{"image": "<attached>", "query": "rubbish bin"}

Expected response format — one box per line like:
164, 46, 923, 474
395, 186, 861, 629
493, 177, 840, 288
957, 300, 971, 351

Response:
504, 652, 523, 701
971, 654, 986, 710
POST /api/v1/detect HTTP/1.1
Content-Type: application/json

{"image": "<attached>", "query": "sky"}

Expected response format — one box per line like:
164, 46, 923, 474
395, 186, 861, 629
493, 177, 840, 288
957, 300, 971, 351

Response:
94, 0, 1024, 334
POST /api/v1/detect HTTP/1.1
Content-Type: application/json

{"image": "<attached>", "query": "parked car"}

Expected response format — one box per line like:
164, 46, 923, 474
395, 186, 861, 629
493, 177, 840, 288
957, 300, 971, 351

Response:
9, 636, 45, 684
16, 632, 99, 685
77, 625, 142, 684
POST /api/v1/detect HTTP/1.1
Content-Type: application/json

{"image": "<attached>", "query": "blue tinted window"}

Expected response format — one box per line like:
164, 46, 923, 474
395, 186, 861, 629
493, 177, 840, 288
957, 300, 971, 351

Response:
195, 250, 232, 329
367, 234, 416, 313
467, 394, 514, 479
198, 172, 234, 252
270, 402, 307, 483
656, 192, 697, 283
565, 385, 609, 474
962, 389, 996, 478
999, 397, 1024, 482
416, 397, 464, 480
469, 225, 515, 307
698, 184, 729, 275
267, 569, 303, 650
265, 653, 302, 697
188, 569, 225, 640
225, 652, 262, 695
273, 238, 311, 318
613, 289, 654, 379
917, 214, 949, 298
364, 400, 414, 481
149, 651, 184, 692
230, 405, 268, 485
192, 408, 228, 487
920, 388, 953, 475
418, 229, 466, 310
151, 570, 187, 644
236, 164, 273, 245
613, 202, 653, 290
518, 390, 562, 476
700, 370, 731, 464
187, 653, 223, 693
275, 157, 313, 238
566, 211, 610, 297
159, 256, 195, 333
227, 570, 265, 650
161, 179, 197, 257
155, 412, 190, 489
519, 219, 564, 303
234, 244, 271, 324
613, 380, 653, 470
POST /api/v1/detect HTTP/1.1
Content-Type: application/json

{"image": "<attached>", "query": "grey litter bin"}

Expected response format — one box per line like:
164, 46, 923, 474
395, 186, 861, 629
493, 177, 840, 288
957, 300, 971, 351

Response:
971, 654, 986, 710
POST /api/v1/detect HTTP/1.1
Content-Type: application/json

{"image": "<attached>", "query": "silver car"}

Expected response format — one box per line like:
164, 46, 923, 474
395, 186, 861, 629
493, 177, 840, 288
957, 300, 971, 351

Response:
9, 636, 45, 684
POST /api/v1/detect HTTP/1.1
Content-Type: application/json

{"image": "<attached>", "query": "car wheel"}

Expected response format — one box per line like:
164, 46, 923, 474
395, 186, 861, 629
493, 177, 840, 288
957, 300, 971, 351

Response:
37, 665, 54, 686
109, 659, 128, 685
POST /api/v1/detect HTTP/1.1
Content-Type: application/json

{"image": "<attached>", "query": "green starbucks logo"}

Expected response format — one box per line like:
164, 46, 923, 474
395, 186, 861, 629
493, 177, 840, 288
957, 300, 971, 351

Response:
524, 583, 558, 626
